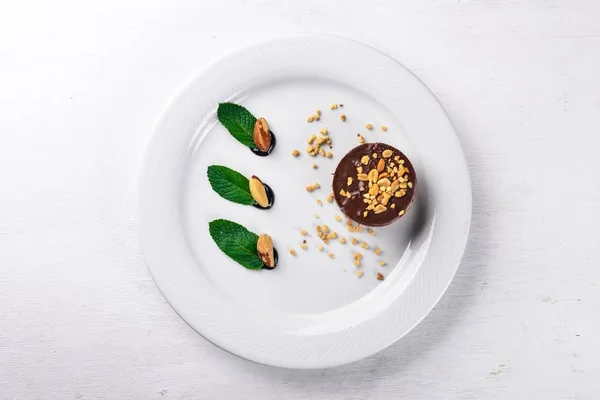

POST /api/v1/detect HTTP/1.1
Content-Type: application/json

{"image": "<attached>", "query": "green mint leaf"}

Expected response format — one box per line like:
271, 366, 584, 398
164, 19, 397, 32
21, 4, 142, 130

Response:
209, 219, 263, 270
207, 165, 254, 206
217, 102, 257, 148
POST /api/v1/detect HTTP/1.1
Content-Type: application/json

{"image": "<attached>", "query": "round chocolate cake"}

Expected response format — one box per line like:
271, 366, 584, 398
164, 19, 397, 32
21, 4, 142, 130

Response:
332, 143, 417, 227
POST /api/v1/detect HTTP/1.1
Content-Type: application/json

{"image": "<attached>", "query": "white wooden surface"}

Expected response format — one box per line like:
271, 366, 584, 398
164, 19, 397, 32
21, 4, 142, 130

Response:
1, 1, 600, 398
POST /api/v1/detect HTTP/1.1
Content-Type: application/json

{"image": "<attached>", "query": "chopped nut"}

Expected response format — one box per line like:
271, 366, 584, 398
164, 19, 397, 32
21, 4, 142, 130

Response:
354, 252, 363, 260
351, 237, 359, 245
328, 252, 334, 259
346, 192, 351, 199
307, 116, 314, 123
354, 259, 360, 267
358, 134, 365, 143
330, 103, 338, 110
322, 225, 330, 233
374, 248, 382, 255
390, 203, 396, 209
365, 123, 373, 130
377, 178, 391, 187
378, 172, 389, 179
319, 148, 325, 156
292, 149, 300, 157
340, 237, 346, 244
377, 272, 385, 281
327, 192, 334, 203
368, 228, 375, 236
408, 182, 413, 188
379, 260, 386, 266
391, 180, 400, 193
372, 153, 378, 159
335, 215, 342, 222
381, 125, 388, 131
289, 249, 296, 256
317, 244, 323, 252
340, 189, 347, 196
312, 164, 318, 169
347, 177, 353, 185
319, 128, 328, 135
306, 183, 321, 192
356, 270, 364, 278
356, 166, 363, 174
369, 184, 379, 196
307, 135, 316, 144
300, 243, 308, 250
340, 114, 346, 121
363, 211, 368, 217
315, 214, 320, 219
357, 173, 369, 181
360, 241, 369, 249
374, 204, 387, 214
316, 109, 321, 116
325, 151, 333, 158
398, 210, 405, 216
368, 169, 379, 182
377, 159, 385, 173
360, 155, 370, 165
382, 149, 393, 158
316, 199, 323, 206
300, 229, 307, 235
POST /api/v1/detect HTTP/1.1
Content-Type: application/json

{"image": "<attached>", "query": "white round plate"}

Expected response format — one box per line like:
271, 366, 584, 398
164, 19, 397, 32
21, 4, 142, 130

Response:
140, 35, 471, 369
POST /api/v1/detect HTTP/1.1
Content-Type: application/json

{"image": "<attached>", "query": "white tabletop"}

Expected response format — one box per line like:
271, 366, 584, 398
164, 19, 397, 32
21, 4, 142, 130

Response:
1, 1, 599, 399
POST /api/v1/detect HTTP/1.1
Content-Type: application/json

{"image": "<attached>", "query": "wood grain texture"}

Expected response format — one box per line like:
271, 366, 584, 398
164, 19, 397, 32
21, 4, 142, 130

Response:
1, 0, 599, 398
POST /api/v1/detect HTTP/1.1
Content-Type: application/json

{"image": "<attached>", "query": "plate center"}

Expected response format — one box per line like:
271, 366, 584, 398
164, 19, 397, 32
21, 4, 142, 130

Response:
181, 78, 424, 314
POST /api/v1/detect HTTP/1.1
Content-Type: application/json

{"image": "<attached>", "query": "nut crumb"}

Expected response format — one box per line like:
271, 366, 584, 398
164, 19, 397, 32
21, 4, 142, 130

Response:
335, 215, 342, 222
300, 243, 307, 250
312, 164, 318, 169
408, 182, 413, 188
363, 211, 368, 217
292, 149, 300, 157
351, 237, 358, 245
367, 228, 375, 236
347, 177, 353, 186
289, 249, 296, 256
356, 270, 364, 278
379, 260, 386, 266
381, 125, 388, 131
330, 103, 338, 110
317, 244, 323, 252
372, 153, 378, 159
306, 183, 320, 192
340, 237, 346, 244
354, 259, 360, 267
325, 151, 333, 158
358, 134, 365, 144
327, 192, 334, 203
374, 247, 382, 255
315, 214, 320, 219
328, 252, 334, 259
316, 199, 323, 206
300, 229, 307, 235
365, 123, 373, 130
377, 272, 385, 281
340, 114, 346, 121
307, 116, 314, 123
320, 128, 328, 135
316, 109, 321, 116
398, 210, 405, 216
360, 241, 369, 249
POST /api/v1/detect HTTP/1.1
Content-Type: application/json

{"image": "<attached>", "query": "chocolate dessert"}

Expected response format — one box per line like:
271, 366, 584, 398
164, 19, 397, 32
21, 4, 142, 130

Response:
332, 143, 417, 227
